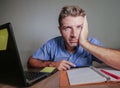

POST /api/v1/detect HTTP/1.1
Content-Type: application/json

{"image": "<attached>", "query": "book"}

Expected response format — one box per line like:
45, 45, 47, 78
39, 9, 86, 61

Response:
66, 66, 120, 86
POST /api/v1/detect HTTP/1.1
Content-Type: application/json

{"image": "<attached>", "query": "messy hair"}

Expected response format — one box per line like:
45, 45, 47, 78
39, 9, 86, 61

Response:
58, 5, 86, 26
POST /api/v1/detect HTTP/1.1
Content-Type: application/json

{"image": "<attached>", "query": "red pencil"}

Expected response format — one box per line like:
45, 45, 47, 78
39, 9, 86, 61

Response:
100, 69, 120, 79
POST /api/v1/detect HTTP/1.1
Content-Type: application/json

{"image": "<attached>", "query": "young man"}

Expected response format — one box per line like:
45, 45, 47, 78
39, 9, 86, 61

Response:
28, 5, 120, 70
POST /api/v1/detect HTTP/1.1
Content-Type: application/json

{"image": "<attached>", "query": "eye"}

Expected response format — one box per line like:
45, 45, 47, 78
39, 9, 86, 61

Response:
77, 25, 83, 30
62, 26, 71, 31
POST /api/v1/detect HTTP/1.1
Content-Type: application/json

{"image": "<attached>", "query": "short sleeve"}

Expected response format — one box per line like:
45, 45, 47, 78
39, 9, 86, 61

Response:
32, 42, 51, 61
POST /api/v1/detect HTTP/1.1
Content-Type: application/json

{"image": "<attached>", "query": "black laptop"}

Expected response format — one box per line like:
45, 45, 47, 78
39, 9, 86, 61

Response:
0, 23, 52, 87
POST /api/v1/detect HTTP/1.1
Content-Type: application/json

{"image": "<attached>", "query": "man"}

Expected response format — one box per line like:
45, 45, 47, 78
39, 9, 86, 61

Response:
28, 5, 120, 70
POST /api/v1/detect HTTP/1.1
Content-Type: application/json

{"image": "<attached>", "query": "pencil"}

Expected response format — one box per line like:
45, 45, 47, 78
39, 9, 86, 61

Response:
100, 69, 120, 79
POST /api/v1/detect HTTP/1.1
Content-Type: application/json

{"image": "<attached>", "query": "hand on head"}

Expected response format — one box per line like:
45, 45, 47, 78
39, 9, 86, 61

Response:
79, 16, 89, 45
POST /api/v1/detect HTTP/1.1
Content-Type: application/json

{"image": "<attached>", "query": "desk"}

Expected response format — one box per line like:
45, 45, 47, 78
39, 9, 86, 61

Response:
0, 71, 120, 88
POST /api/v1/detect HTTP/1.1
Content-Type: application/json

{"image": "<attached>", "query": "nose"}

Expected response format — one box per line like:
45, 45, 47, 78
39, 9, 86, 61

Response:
71, 29, 77, 38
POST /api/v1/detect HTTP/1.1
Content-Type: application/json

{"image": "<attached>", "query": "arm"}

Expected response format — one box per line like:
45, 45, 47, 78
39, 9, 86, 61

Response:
28, 56, 52, 68
79, 16, 120, 70
28, 57, 75, 70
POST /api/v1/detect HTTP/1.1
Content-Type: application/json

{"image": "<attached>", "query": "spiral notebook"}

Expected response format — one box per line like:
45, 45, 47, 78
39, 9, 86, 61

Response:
67, 66, 120, 86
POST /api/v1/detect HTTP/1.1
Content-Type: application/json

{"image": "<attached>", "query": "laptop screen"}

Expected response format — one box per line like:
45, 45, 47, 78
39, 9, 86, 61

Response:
0, 23, 26, 86
0, 23, 21, 71
0, 23, 54, 87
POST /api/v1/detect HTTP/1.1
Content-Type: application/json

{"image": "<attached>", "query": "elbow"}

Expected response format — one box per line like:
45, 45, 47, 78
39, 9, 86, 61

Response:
108, 64, 120, 71
114, 66, 120, 70
27, 56, 34, 68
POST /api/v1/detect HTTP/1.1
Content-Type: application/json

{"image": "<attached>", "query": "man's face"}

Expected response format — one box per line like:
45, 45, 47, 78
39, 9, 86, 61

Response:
59, 16, 84, 48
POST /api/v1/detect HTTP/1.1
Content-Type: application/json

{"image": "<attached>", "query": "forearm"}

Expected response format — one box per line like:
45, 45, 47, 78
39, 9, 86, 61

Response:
81, 41, 120, 70
28, 57, 75, 70
80, 16, 120, 70
28, 57, 57, 68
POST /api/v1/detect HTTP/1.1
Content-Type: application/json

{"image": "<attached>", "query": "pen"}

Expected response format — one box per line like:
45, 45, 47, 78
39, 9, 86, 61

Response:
100, 69, 120, 79
75, 63, 81, 67
70, 63, 81, 68
70, 63, 89, 68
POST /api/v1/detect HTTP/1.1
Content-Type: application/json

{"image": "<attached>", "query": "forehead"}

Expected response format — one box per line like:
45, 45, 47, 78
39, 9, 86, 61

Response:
61, 16, 84, 26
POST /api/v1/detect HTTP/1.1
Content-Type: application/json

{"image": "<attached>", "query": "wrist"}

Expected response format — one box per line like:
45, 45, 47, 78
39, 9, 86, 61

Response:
80, 39, 89, 47
80, 40, 91, 51
49, 62, 56, 67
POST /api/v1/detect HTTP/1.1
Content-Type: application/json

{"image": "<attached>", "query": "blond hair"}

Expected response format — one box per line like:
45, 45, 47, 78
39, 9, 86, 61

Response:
58, 5, 86, 26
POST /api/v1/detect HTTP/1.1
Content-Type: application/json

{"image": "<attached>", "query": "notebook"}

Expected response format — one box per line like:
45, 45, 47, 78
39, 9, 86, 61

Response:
66, 66, 120, 86
0, 23, 56, 87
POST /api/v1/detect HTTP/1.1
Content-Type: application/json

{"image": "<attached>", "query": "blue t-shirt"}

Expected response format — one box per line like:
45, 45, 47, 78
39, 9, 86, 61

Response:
32, 36, 103, 66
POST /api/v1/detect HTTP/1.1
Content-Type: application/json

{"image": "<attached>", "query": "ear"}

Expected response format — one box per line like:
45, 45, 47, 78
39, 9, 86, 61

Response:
58, 26, 61, 29
58, 26, 62, 34
58, 26, 61, 31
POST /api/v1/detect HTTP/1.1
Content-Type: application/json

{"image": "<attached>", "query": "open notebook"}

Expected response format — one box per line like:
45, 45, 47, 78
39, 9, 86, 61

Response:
67, 66, 120, 86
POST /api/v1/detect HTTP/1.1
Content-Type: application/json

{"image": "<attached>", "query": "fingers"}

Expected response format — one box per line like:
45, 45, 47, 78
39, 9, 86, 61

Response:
83, 16, 88, 32
65, 61, 76, 67
79, 16, 89, 45
57, 60, 76, 71
62, 64, 70, 70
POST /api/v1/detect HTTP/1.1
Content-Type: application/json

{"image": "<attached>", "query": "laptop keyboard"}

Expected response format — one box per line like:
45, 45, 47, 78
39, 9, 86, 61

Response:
24, 71, 47, 80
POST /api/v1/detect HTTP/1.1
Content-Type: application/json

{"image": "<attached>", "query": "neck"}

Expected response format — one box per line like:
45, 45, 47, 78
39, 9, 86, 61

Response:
65, 44, 76, 54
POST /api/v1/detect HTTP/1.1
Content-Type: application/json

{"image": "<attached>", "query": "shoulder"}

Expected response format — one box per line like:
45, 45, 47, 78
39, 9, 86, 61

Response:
44, 36, 63, 46
47, 36, 63, 43
88, 37, 103, 46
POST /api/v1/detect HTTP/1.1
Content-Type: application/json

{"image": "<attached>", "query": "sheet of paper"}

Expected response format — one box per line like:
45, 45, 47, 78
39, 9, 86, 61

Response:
67, 67, 106, 85
40, 67, 56, 73
0, 28, 8, 50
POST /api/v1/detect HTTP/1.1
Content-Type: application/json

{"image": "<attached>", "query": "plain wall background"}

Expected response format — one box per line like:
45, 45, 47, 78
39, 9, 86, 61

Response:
0, 0, 120, 69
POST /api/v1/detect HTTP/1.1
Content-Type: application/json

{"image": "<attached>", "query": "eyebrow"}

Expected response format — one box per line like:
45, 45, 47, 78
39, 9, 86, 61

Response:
77, 24, 83, 28
61, 23, 83, 29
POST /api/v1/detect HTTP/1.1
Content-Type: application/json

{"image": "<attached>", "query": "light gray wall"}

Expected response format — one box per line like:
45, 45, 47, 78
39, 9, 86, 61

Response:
0, 0, 120, 69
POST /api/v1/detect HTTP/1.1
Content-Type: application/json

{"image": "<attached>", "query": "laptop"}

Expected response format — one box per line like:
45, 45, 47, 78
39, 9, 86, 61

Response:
0, 23, 54, 87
